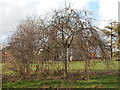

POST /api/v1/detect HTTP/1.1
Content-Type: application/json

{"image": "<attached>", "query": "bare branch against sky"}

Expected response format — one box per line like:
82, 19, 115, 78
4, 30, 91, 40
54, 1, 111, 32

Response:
0, 0, 119, 43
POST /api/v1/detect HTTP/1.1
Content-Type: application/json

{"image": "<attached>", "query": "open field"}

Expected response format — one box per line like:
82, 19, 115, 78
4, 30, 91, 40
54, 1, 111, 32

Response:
2, 60, 119, 75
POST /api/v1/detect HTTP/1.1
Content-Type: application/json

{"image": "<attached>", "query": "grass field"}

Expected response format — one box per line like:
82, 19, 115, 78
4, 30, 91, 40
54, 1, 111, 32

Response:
2, 60, 119, 88
2, 60, 119, 75
29, 60, 119, 71
2, 75, 119, 88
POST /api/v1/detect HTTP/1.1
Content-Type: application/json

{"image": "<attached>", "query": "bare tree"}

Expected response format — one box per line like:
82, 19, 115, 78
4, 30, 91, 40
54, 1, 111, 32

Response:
7, 5, 112, 81
8, 17, 48, 79
48, 5, 110, 79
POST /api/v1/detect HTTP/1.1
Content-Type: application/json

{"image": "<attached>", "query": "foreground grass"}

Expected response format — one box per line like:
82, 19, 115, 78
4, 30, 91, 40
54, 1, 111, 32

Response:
2, 61, 119, 88
2, 75, 119, 88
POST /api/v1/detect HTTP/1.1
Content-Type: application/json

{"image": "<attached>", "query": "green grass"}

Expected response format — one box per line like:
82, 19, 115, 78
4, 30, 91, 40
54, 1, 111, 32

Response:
2, 75, 119, 88
2, 60, 119, 75
32, 60, 119, 71
2, 61, 119, 88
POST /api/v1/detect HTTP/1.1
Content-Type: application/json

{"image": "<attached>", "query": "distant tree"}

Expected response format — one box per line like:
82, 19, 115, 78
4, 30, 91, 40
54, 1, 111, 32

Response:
102, 21, 119, 58
112, 23, 120, 59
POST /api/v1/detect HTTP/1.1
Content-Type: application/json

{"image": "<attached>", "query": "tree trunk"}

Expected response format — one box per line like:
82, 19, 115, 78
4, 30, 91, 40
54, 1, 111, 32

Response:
35, 64, 41, 76
63, 47, 68, 78
19, 63, 31, 80
83, 61, 89, 81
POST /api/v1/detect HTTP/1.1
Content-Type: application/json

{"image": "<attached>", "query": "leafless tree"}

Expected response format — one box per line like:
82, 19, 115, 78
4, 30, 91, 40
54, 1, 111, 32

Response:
48, 5, 110, 79
7, 5, 112, 81
8, 17, 48, 79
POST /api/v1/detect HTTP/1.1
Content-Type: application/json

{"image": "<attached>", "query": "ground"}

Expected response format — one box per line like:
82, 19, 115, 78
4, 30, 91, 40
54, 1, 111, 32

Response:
2, 75, 119, 88
1, 60, 119, 88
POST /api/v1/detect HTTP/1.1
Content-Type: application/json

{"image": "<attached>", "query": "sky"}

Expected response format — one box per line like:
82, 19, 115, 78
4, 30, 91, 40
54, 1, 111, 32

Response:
0, 0, 119, 44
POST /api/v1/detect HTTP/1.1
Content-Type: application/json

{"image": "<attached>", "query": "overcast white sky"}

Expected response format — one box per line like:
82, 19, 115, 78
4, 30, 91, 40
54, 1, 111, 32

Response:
0, 0, 119, 43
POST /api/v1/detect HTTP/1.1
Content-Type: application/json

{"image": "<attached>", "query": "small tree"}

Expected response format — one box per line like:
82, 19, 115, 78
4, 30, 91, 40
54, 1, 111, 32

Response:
8, 17, 48, 79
